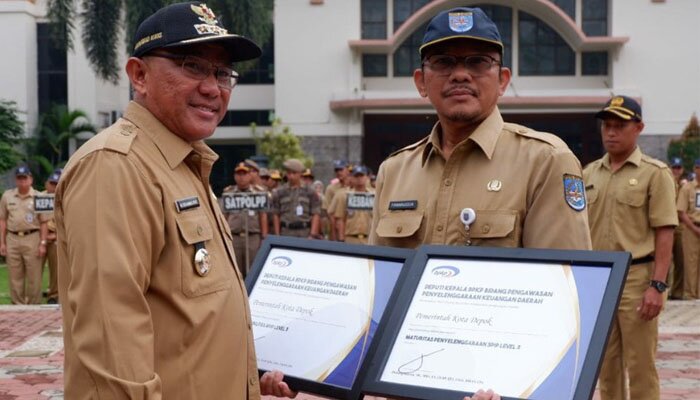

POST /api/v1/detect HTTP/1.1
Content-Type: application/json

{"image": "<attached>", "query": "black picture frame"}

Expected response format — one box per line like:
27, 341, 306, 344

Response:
245, 236, 415, 400
362, 245, 630, 400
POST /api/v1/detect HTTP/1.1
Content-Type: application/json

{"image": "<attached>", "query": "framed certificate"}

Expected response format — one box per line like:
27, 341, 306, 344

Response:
245, 236, 414, 400
362, 246, 630, 400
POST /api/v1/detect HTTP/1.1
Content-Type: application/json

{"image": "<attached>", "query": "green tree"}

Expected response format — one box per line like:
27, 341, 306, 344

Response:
0, 100, 25, 174
47, 0, 273, 83
252, 118, 312, 170
26, 105, 96, 183
667, 113, 700, 172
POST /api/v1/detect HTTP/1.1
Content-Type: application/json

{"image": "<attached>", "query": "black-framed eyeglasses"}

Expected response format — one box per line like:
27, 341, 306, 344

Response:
422, 54, 501, 76
671, 165, 683, 169
146, 52, 239, 90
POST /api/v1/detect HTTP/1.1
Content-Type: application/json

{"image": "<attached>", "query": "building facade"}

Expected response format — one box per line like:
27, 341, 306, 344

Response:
2, 0, 699, 190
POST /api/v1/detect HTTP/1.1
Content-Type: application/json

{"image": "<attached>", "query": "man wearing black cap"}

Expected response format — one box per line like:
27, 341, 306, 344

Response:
54, 3, 292, 399
333, 165, 374, 245
40, 169, 62, 304
668, 156, 686, 299
370, 7, 591, 251
584, 95, 677, 400
323, 159, 350, 240
0, 165, 48, 304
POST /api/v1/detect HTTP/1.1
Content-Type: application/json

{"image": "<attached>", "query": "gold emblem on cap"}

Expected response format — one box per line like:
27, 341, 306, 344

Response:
610, 97, 624, 107
192, 4, 218, 25
629, 178, 638, 186
487, 180, 502, 192
194, 248, 211, 276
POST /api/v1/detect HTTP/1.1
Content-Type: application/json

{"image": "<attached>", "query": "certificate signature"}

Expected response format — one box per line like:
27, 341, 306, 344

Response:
397, 348, 445, 374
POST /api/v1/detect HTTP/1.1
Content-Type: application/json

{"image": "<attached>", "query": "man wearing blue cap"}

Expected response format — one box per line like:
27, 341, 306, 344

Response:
54, 2, 293, 399
668, 156, 686, 299
333, 165, 374, 244
677, 158, 700, 300
323, 159, 350, 240
40, 169, 62, 304
370, 7, 591, 251
0, 165, 49, 304
584, 95, 677, 400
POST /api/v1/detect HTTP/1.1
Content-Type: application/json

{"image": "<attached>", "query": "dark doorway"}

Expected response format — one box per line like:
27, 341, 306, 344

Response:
209, 144, 256, 196
362, 112, 603, 171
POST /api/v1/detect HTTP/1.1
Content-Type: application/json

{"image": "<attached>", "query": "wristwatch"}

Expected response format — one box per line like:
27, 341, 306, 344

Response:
650, 280, 667, 293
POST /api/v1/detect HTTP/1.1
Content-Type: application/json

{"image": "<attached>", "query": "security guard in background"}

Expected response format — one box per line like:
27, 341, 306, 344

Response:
369, 7, 591, 250
302, 168, 315, 186
268, 169, 282, 191
668, 157, 687, 299
41, 169, 62, 304
0, 165, 48, 304
222, 162, 268, 277
334, 165, 374, 244
53, 3, 293, 398
677, 159, 700, 299
584, 95, 677, 400
243, 158, 266, 191
323, 160, 350, 240
272, 158, 321, 238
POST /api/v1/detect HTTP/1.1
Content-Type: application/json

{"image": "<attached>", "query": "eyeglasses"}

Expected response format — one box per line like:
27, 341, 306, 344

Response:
671, 165, 683, 169
147, 52, 239, 89
423, 54, 501, 76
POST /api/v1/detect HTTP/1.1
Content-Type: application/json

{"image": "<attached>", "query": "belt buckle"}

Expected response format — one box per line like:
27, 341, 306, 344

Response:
18, 231, 25, 237
239, 232, 246, 237
358, 234, 365, 239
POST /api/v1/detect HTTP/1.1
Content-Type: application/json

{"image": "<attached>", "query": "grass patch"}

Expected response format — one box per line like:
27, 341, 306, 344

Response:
0, 263, 51, 305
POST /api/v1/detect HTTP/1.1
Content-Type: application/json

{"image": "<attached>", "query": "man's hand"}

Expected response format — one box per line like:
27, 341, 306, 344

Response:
0, 243, 6, 257
464, 389, 500, 400
260, 370, 297, 398
38, 243, 47, 258
638, 286, 664, 321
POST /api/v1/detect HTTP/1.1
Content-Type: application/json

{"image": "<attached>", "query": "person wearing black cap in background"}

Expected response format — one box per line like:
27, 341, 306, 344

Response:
323, 159, 350, 240
333, 165, 374, 245
584, 95, 677, 400
677, 158, 700, 300
53, 2, 293, 399
40, 169, 62, 304
667, 157, 686, 299
0, 165, 48, 304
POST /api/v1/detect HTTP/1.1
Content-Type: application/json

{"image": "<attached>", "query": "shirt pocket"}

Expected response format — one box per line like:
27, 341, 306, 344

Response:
176, 210, 232, 298
586, 187, 599, 205
465, 210, 520, 248
375, 211, 424, 248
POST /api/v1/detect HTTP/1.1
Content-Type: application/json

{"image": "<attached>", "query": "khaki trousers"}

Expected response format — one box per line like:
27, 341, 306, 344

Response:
668, 226, 684, 298
680, 226, 700, 299
6, 232, 43, 304
46, 241, 58, 300
232, 233, 261, 278
344, 236, 368, 245
598, 261, 661, 400
280, 227, 310, 238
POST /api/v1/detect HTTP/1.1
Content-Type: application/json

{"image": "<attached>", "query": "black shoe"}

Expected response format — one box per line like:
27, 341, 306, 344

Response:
47, 298, 58, 305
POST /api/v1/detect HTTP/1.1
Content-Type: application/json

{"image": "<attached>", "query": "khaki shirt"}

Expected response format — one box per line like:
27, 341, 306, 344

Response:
677, 179, 700, 223
0, 187, 41, 232
369, 108, 592, 250
322, 180, 344, 211
327, 187, 348, 218
584, 147, 678, 258
222, 185, 264, 234
55, 102, 259, 400
271, 184, 320, 224
334, 189, 374, 237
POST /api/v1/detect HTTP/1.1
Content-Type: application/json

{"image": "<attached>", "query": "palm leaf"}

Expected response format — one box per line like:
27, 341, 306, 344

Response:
81, 0, 122, 84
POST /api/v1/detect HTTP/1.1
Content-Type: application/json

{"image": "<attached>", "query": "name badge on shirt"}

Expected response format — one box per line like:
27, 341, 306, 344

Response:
175, 196, 200, 213
389, 200, 418, 210
296, 204, 304, 216
695, 192, 700, 209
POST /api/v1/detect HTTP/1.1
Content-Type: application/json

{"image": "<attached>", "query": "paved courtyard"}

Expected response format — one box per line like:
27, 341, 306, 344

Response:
0, 301, 698, 400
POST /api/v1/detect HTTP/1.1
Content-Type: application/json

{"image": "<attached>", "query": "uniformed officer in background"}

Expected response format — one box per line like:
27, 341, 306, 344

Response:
53, 2, 293, 398
333, 165, 374, 244
272, 158, 321, 238
222, 162, 268, 277
676, 159, 700, 299
41, 169, 62, 304
302, 168, 315, 186
0, 165, 48, 304
369, 7, 591, 250
668, 157, 687, 299
243, 158, 266, 191
584, 95, 677, 400
323, 160, 350, 241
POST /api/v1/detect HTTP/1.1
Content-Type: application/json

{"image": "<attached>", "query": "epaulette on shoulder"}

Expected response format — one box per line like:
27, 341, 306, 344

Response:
222, 185, 234, 193
103, 120, 137, 155
388, 135, 430, 158
504, 123, 567, 149
641, 154, 669, 169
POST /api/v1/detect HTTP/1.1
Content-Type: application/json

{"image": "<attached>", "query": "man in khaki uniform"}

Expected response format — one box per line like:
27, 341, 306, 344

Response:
668, 157, 687, 299
54, 3, 292, 399
677, 159, 700, 299
244, 158, 266, 192
369, 7, 591, 250
584, 95, 677, 400
0, 165, 48, 304
222, 162, 268, 277
323, 160, 349, 240
334, 166, 374, 244
41, 169, 62, 304
272, 158, 321, 238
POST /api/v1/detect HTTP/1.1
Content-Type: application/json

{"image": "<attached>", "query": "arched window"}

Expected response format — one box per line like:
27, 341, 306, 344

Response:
519, 11, 575, 76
